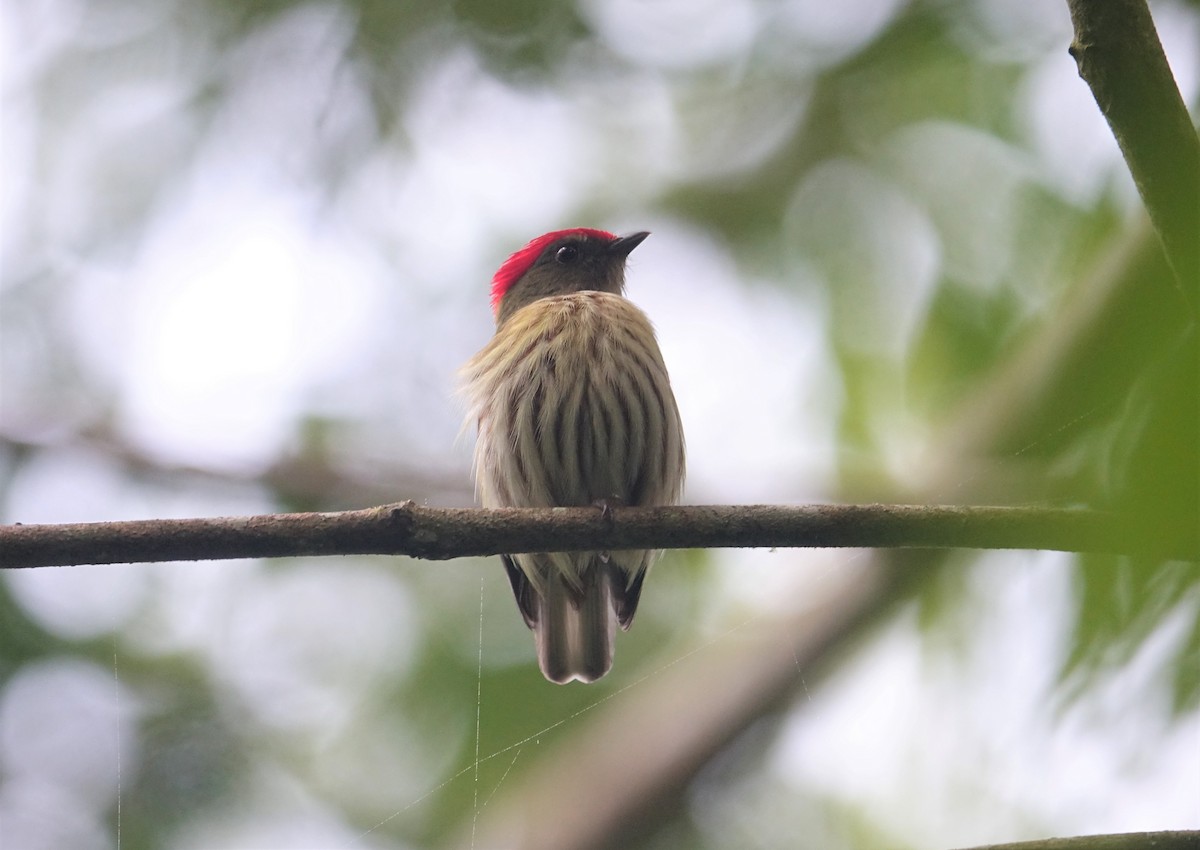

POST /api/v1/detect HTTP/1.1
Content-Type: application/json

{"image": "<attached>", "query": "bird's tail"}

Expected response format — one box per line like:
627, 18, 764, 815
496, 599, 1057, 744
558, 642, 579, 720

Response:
495, 554, 611, 684
535, 562, 617, 684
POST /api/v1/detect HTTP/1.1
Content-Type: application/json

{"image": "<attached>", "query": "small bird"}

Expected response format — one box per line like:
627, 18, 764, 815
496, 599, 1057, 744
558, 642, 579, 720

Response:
461, 229, 685, 683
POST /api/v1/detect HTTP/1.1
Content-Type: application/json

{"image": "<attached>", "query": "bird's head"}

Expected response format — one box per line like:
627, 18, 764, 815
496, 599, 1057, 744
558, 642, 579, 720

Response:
489, 228, 649, 326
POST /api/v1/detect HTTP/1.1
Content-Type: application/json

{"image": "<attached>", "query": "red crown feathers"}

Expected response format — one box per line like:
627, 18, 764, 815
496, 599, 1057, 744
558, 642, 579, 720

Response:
490, 228, 616, 314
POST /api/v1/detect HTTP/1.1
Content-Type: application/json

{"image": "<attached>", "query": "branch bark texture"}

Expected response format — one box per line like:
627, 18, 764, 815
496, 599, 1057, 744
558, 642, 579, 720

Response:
1068, 0, 1200, 303
2, 503, 1194, 569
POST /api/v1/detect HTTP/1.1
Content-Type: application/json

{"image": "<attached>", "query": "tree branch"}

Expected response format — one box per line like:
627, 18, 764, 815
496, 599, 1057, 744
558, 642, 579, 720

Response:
956, 831, 1200, 850
2, 503, 1195, 569
1068, 0, 1200, 305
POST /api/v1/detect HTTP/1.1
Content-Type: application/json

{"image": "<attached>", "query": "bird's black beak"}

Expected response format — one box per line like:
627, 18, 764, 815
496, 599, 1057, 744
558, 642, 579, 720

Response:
609, 231, 650, 259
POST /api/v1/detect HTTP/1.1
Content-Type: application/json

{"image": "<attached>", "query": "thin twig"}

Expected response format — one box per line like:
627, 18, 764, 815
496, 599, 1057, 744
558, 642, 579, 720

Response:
1, 503, 1194, 569
956, 830, 1200, 850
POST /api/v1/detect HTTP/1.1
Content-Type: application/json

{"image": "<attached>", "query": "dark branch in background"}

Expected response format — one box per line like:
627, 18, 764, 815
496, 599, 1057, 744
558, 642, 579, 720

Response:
1068, 0, 1200, 306
2, 503, 1196, 569
0, 429, 474, 511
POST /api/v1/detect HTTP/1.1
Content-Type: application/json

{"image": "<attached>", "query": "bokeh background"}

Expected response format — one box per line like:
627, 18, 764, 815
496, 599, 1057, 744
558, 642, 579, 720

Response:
2, 0, 1198, 848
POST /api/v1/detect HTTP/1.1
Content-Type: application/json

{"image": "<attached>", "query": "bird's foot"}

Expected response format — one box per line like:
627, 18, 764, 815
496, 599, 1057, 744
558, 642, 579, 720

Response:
591, 496, 625, 525
591, 497, 624, 564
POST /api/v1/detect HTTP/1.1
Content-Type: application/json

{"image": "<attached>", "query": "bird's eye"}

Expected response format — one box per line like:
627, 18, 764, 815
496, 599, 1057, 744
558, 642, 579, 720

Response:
555, 245, 579, 264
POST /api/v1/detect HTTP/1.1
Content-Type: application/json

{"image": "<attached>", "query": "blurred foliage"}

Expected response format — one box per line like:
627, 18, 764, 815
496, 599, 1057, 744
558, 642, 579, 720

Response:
2, 0, 1198, 848
1067, 555, 1199, 712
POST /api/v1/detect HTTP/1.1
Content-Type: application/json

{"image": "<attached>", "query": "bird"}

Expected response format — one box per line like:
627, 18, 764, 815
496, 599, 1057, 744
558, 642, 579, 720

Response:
461, 228, 685, 683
